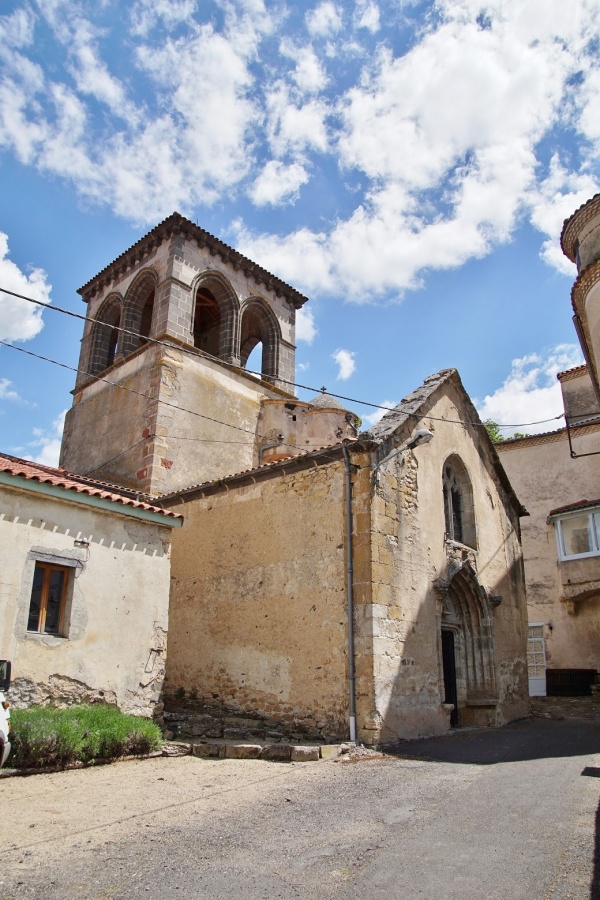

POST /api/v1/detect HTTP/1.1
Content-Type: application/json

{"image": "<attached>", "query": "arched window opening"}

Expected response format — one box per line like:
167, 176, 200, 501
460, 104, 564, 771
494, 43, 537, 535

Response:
139, 288, 155, 344
240, 301, 279, 381
121, 273, 157, 356
442, 456, 476, 548
193, 288, 221, 356
89, 297, 122, 376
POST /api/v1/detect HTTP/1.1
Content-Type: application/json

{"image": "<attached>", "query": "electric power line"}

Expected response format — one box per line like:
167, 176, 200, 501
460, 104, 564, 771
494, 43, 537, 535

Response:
0, 285, 567, 430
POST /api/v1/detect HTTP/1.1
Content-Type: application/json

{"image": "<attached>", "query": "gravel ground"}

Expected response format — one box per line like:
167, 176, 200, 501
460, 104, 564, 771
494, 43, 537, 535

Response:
0, 717, 598, 900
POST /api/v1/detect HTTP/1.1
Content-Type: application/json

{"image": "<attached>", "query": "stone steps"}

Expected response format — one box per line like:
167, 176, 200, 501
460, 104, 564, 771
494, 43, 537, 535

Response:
161, 739, 354, 762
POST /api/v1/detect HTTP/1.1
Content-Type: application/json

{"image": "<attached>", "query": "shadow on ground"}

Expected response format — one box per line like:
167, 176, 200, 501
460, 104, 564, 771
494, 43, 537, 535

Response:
593, 798, 600, 900
385, 717, 600, 766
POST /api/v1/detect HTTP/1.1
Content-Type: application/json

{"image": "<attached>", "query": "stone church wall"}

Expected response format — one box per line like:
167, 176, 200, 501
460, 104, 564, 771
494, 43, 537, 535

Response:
165, 457, 351, 740
358, 385, 529, 743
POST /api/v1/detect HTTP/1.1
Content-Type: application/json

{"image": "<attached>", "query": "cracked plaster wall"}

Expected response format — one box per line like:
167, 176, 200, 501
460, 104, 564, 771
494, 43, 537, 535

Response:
0, 484, 172, 717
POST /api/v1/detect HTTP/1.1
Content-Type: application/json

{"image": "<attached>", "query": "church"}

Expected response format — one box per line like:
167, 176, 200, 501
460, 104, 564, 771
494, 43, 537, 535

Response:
4, 213, 531, 743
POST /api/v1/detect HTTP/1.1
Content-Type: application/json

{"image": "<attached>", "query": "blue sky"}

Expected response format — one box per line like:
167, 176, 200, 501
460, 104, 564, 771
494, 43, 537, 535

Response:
1, 0, 599, 465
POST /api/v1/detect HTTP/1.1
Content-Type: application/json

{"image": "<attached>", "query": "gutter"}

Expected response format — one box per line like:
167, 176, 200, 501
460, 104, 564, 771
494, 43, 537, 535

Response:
342, 442, 357, 742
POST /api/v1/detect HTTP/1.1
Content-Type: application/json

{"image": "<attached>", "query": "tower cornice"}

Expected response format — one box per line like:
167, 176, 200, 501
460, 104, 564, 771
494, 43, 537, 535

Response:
78, 212, 309, 310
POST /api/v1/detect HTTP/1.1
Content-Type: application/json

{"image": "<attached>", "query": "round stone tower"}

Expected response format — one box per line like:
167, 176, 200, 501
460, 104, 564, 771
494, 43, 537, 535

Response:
562, 194, 600, 397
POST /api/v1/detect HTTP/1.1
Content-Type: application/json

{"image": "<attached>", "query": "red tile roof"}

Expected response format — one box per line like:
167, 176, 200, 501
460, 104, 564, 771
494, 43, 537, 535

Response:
0, 452, 181, 520
549, 498, 600, 517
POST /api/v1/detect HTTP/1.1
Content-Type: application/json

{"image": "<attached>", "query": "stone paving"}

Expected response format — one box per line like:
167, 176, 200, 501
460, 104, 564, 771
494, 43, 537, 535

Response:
530, 693, 600, 720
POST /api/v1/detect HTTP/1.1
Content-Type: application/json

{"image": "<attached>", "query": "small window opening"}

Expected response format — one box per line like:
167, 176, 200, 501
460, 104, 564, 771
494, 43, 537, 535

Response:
27, 562, 69, 635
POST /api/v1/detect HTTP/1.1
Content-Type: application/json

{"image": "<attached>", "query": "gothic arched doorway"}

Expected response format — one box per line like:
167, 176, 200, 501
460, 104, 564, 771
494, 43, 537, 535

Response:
437, 561, 499, 727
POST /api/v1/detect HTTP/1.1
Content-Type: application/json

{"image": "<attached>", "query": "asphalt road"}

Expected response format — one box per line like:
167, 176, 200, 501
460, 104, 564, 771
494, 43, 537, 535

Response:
0, 718, 599, 900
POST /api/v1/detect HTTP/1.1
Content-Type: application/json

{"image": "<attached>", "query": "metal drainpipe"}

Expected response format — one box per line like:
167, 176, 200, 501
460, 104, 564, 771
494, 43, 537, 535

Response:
342, 442, 357, 742
258, 434, 284, 466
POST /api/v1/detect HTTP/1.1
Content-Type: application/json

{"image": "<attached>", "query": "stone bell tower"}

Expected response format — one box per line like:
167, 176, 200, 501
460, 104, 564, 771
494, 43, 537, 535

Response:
60, 214, 309, 495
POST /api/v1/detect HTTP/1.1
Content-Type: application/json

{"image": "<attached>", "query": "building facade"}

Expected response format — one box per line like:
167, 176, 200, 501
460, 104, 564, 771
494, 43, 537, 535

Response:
0, 454, 181, 716
497, 194, 600, 696
161, 370, 529, 744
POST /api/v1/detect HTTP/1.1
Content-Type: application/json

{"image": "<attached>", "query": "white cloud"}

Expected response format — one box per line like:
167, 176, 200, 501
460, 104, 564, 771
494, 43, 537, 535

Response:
0, 233, 52, 342
0, 8, 265, 223
528, 155, 598, 274
130, 0, 197, 37
355, 1, 380, 33
29, 408, 67, 468
264, 83, 329, 157
296, 307, 317, 343
306, 2, 343, 38
362, 398, 397, 428
250, 160, 310, 206
332, 348, 356, 380
239, 0, 600, 297
476, 344, 584, 435
0, 378, 20, 402
279, 40, 327, 95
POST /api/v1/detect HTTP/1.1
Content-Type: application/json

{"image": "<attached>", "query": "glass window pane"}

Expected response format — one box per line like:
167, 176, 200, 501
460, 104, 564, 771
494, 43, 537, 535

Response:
44, 569, 65, 634
27, 566, 45, 632
561, 515, 592, 556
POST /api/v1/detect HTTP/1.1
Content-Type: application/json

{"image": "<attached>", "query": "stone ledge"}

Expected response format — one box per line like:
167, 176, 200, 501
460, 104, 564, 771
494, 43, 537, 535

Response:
168, 738, 353, 762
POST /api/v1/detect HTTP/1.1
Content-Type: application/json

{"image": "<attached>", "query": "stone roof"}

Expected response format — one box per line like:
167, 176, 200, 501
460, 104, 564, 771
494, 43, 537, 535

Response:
0, 452, 181, 520
77, 212, 309, 309
361, 368, 528, 518
362, 369, 456, 442
308, 392, 350, 412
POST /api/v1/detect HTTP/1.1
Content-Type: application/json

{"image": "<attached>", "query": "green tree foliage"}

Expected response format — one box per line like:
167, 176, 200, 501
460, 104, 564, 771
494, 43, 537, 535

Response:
483, 420, 527, 443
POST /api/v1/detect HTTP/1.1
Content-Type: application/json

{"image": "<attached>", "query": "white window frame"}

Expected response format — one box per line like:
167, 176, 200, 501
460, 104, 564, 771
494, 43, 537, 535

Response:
553, 508, 600, 561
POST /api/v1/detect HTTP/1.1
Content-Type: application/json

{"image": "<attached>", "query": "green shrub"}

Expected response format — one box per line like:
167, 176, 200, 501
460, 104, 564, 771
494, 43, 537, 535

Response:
10, 704, 162, 769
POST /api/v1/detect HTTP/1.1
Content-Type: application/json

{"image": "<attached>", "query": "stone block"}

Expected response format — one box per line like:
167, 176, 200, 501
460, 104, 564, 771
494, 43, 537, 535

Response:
225, 744, 263, 759
319, 744, 342, 759
162, 741, 192, 757
291, 746, 320, 762
260, 744, 291, 762
192, 742, 221, 758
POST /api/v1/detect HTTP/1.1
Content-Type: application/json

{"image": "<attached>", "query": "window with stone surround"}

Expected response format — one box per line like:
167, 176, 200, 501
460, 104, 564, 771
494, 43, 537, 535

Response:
553, 508, 600, 560
27, 562, 71, 636
443, 455, 477, 548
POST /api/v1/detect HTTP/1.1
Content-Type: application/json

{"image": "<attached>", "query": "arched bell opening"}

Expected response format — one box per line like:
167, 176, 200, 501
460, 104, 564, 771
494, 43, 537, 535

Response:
239, 298, 281, 382
88, 295, 122, 376
121, 270, 158, 357
193, 288, 221, 356
192, 273, 239, 363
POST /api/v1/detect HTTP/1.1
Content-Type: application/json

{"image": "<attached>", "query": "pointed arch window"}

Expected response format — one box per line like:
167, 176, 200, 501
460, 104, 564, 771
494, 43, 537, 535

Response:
443, 456, 477, 548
